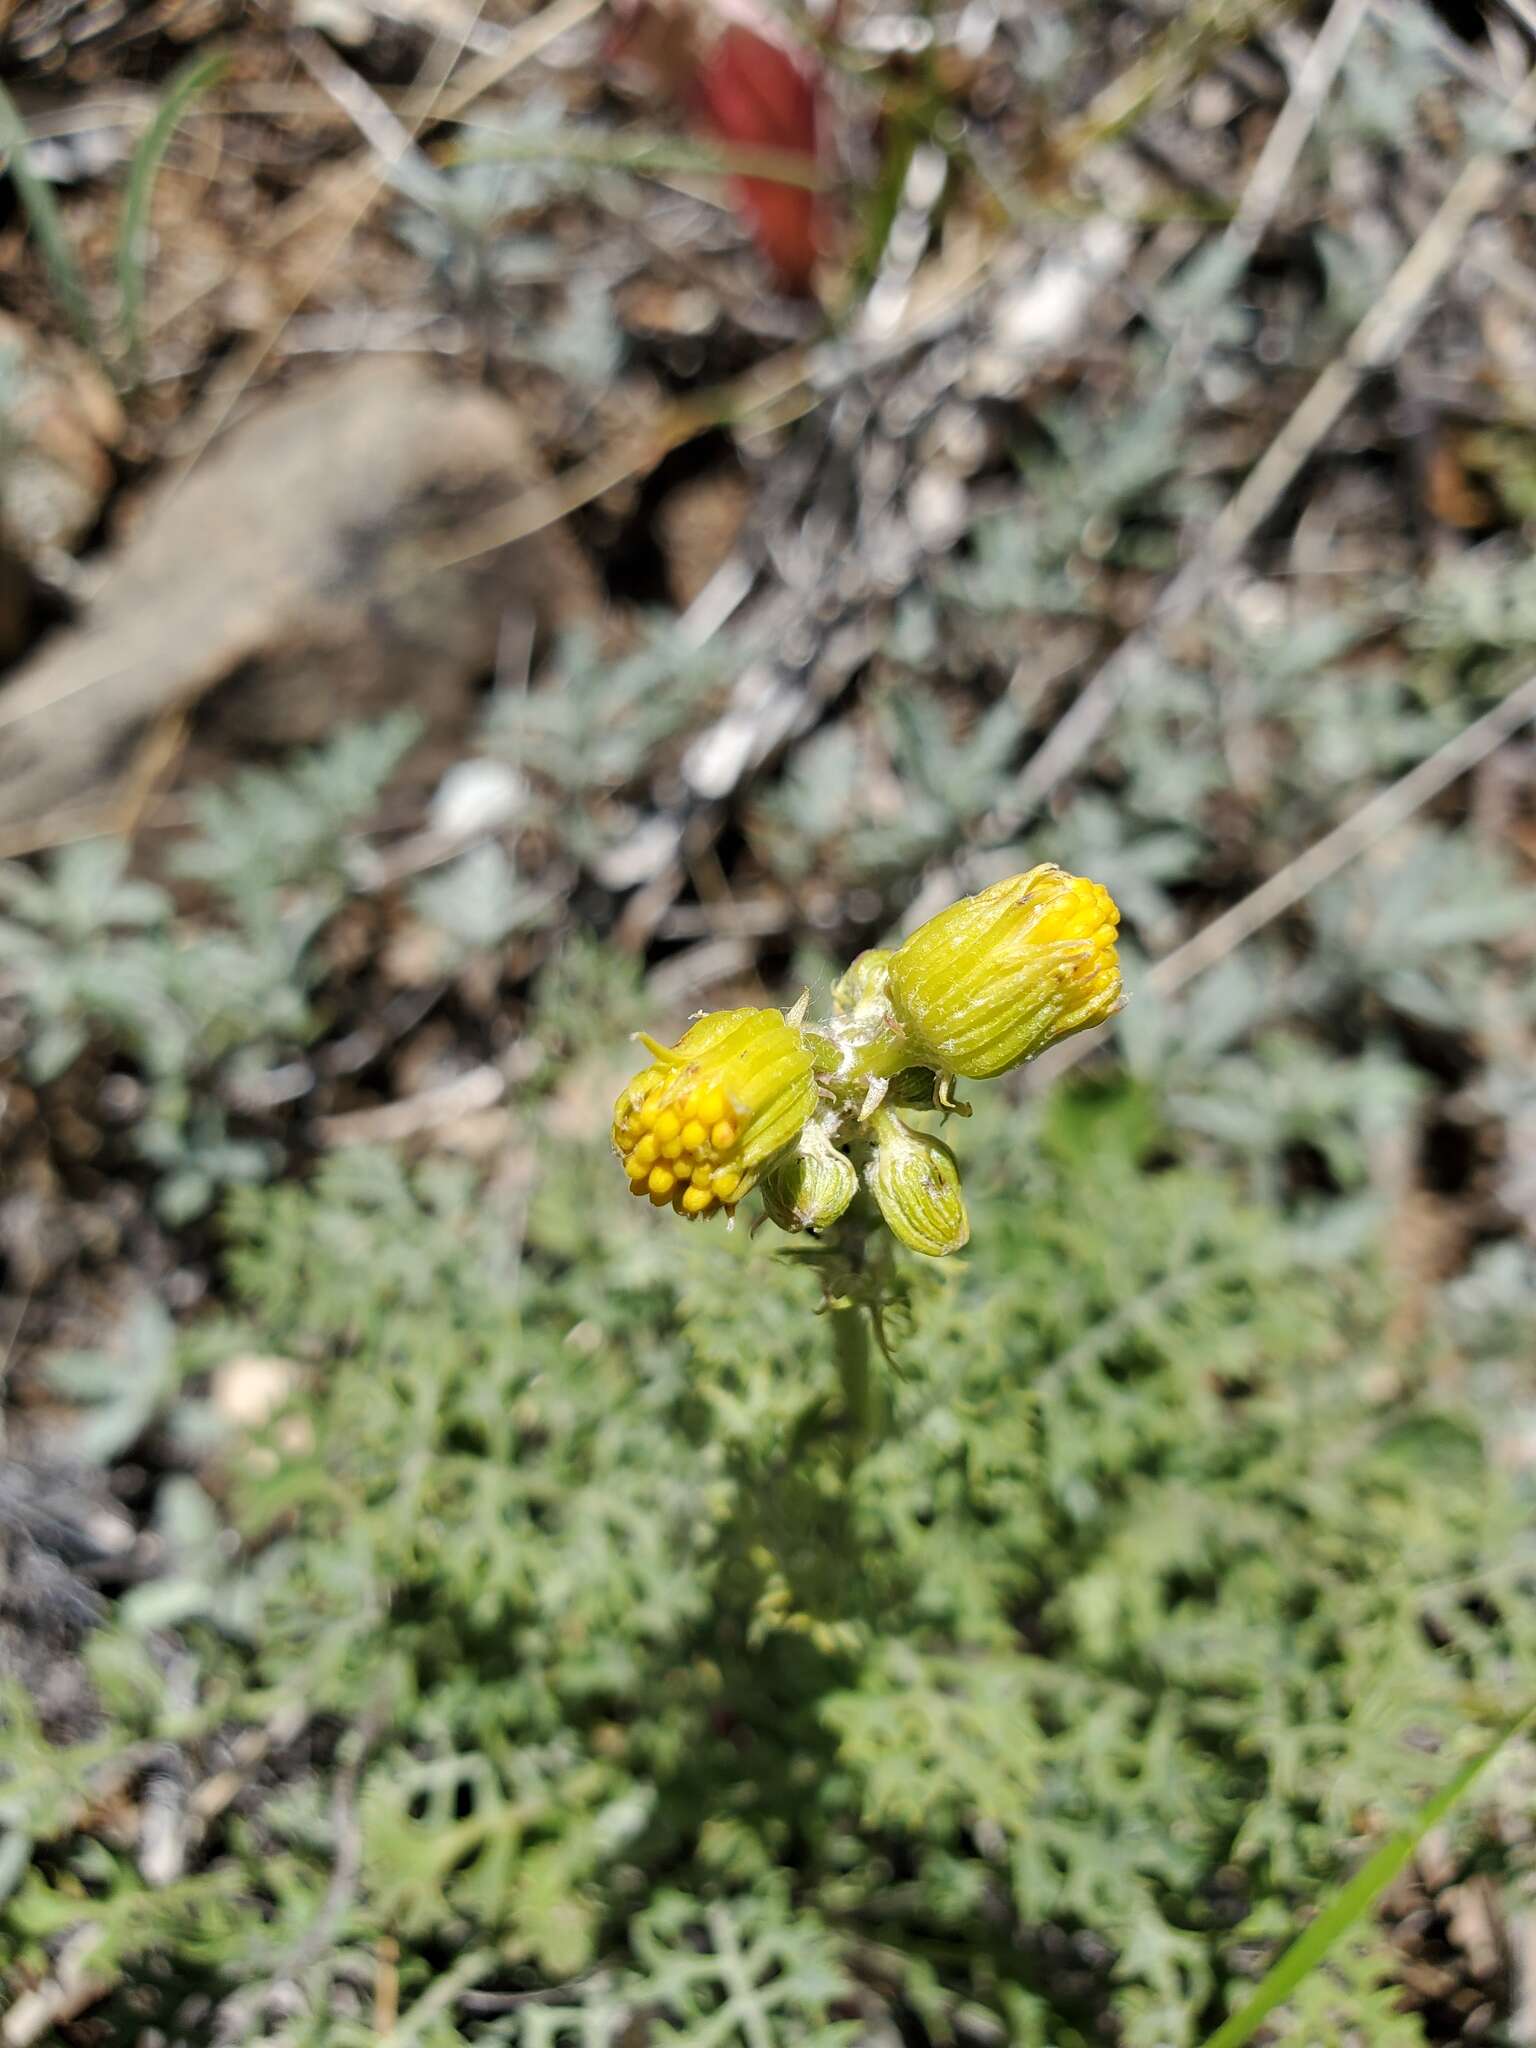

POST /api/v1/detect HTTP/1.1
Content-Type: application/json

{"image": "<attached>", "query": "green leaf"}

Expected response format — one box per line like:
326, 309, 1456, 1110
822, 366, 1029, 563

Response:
47, 1295, 179, 1465
0, 80, 97, 353
116, 48, 229, 379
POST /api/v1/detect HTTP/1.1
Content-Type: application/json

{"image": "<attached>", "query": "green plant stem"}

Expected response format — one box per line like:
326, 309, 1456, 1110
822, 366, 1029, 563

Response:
831, 1298, 877, 1461
1200, 1697, 1536, 2048
821, 1188, 895, 1460
117, 48, 229, 383
0, 80, 98, 354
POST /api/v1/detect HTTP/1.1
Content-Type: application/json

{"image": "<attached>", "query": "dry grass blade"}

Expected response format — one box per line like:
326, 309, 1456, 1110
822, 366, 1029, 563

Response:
1148, 668, 1536, 998
1170, 0, 1373, 369
449, 126, 826, 189
1052, 0, 1304, 162
429, 0, 612, 123
1205, 60, 1536, 560
993, 58, 1536, 838
158, 0, 602, 506
1029, 667, 1536, 1088
291, 28, 443, 208
340, 0, 1326, 588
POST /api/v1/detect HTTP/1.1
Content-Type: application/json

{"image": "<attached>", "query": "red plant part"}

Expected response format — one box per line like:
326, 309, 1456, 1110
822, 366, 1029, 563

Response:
605, 1, 826, 296
691, 22, 821, 295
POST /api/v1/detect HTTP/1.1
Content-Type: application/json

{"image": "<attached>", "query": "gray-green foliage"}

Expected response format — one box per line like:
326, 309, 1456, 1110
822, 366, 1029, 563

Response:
0, 612, 737, 1224
5, 368, 1535, 2034
0, 717, 417, 1217
410, 841, 555, 959
483, 617, 734, 792
6, 1067, 1532, 2045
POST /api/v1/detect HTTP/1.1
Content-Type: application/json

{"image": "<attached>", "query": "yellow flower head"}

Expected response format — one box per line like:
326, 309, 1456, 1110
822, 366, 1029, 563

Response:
613, 1007, 817, 1221
887, 865, 1122, 1080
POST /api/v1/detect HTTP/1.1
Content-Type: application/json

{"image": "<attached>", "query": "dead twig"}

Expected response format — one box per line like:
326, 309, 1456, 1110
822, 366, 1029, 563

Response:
1170, 0, 1374, 373
1052, 0, 1303, 165
991, 59, 1536, 839
313, 1064, 505, 1147
1028, 666, 1536, 1087
0, 0, 1324, 840
291, 30, 443, 207
1207, 65, 1536, 555
213, 1708, 385, 2042
2, 1929, 113, 2048
1147, 667, 1536, 1000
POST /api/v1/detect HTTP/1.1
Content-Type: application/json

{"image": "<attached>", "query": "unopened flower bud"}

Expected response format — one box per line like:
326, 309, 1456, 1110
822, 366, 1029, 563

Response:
866, 1109, 969, 1258
613, 1007, 816, 1221
760, 1120, 857, 1234
887, 865, 1122, 1080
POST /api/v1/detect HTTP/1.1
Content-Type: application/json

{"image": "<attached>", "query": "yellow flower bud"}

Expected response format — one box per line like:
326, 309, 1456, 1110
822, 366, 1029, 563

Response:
760, 1120, 857, 1234
886, 865, 1122, 1080
866, 1109, 969, 1258
612, 1007, 817, 1222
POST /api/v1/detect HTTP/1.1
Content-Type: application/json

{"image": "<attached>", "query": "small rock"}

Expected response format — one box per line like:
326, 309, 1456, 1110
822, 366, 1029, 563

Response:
916, 402, 996, 477
212, 1355, 303, 1431
907, 468, 968, 549
967, 222, 1133, 395
428, 759, 528, 841
0, 359, 598, 832
593, 814, 682, 890
291, 0, 374, 40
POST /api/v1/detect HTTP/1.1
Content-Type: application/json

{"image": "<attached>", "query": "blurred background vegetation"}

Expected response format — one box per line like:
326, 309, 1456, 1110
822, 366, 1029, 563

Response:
1, 0, 1536, 2041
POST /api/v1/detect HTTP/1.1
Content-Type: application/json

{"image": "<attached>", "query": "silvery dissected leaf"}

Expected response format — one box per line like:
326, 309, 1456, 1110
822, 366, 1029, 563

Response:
487, 615, 735, 792
136, 1110, 276, 1224
25, 1015, 89, 1084
121, 1478, 250, 1636
0, 840, 168, 941
410, 841, 554, 952
174, 714, 418, 906
522, 278, 623, 388
47, 1295, 179, 1466
0, 1830, 31, 1906
1115, 950, 1279, 1080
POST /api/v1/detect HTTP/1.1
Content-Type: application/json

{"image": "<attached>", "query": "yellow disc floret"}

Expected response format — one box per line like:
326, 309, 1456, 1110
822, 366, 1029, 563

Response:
612, 1007, 818, 1223
887, 865, 1123, 1080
